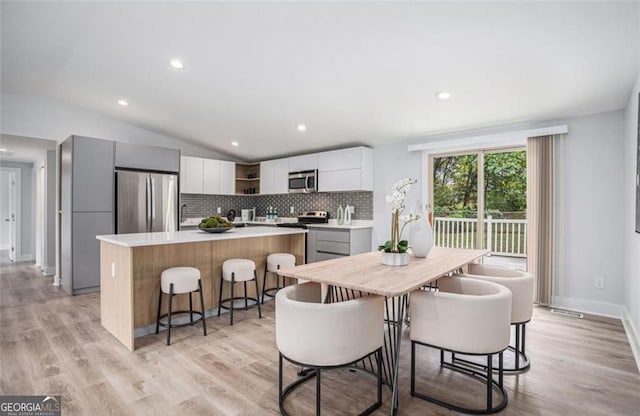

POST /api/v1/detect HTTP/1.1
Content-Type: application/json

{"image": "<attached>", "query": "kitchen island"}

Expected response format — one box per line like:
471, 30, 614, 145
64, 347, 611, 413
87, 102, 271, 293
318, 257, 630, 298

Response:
97, 227, 306, 350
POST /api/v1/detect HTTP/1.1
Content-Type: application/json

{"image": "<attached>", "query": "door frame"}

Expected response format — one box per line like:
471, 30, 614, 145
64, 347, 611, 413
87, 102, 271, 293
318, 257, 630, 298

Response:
427, 145, 525, 249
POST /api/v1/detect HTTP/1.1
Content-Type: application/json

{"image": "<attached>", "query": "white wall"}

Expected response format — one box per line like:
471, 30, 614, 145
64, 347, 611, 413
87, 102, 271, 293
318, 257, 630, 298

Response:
556, 111, 625, 313
373, 109, 627, 317
623, 67, 640, 365
0, 93, 234, 160
372, 143, 423, 250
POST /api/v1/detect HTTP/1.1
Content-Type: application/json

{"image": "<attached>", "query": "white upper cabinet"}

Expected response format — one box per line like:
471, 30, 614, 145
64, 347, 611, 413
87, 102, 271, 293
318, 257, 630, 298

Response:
181, 156, 235, 195
318, 147, 373, 192
218, 161, 236, 195
203, 159, 220, 194
273, 158, 289, 194
260, 158, 289, 194
181, 147, 372, 195
180, 156, 204, 194
260, 160, 274, 194
318, 147, 363, 171
288, 153, 318, 172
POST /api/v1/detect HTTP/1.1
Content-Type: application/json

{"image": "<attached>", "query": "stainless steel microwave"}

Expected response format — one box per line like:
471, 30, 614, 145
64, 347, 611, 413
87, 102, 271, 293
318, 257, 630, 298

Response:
288, 170, 318, 193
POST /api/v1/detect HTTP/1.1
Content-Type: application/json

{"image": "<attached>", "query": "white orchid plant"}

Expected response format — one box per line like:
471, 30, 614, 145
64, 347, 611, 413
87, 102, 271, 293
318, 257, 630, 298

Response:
378, 177, 420, 253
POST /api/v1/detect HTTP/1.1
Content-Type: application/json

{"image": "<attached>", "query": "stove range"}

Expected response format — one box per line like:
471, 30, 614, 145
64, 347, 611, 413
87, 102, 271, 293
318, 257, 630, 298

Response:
276, 210, 329, 229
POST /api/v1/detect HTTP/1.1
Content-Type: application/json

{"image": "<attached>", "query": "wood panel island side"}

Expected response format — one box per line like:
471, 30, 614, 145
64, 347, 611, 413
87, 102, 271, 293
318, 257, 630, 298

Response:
97, 227, 306, 351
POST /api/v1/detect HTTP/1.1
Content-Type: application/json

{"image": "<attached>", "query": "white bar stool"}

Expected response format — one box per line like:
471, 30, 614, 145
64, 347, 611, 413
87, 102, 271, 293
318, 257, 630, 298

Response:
261, 253, 296, 304
155, 266, 207, 346
218, 259, 262, 326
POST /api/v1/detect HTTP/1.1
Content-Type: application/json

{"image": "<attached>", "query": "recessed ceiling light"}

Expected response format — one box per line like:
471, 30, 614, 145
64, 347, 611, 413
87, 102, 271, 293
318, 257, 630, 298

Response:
0, 148, 7, 152
170, 59, 184, 69
436, 91, 451, 100
297, 124, 307, 132
117, 99, 129, 106
231, 141, 239, 147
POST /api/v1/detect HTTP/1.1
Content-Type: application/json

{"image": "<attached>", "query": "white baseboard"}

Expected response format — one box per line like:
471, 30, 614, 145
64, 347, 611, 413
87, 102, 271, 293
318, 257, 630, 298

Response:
17, 254, 34, 262
551, 296, 624, 319
622, 307, 640, 373
41, 265, 55, 276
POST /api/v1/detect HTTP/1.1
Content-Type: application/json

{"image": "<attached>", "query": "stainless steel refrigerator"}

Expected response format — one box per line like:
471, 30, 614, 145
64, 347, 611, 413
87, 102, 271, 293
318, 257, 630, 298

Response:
115, 170, 178, 233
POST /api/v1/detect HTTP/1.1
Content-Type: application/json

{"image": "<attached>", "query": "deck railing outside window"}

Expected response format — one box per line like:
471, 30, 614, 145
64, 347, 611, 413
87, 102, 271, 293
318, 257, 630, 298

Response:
433, 215, 527, 257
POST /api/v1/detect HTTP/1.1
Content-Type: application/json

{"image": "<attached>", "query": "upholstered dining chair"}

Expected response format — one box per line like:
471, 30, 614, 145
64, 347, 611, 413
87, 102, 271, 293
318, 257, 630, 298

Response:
410, 276, 512, 414
275, 282, 384, 416
460, 263, 534, 372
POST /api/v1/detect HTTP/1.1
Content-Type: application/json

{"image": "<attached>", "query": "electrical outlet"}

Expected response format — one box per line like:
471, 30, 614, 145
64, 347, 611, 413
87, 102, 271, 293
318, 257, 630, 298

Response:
290, 206, 295, 214
594, 276, 605, 289
111, 262, 116, 278
217, 207, 221, 214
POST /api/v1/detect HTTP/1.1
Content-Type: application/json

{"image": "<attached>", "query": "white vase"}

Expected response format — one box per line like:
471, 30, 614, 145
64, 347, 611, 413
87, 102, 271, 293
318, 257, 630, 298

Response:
337, 205, 344, 225
382, 252, 408, 266
409, 204, 434, 258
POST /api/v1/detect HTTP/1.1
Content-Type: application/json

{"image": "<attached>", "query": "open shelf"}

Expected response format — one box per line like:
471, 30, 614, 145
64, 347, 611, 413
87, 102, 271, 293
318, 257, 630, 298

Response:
235, 162, 260, 194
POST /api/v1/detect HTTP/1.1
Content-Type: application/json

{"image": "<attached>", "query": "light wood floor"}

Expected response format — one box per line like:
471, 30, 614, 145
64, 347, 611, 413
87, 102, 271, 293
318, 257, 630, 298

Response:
1, 262, 639, 415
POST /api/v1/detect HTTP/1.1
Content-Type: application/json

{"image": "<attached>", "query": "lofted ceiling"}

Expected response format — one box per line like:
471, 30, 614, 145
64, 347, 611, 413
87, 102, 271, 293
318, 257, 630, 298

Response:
1, 1, 638, 161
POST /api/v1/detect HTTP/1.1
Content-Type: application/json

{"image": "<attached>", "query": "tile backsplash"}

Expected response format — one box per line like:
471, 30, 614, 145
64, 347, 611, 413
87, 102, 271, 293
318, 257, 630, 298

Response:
180, 191, 373, 220
180, 194, 242, 219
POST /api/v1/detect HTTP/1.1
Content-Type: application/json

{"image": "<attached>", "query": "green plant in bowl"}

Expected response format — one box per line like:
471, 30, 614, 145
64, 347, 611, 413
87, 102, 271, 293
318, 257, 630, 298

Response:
199, 215, 234, 229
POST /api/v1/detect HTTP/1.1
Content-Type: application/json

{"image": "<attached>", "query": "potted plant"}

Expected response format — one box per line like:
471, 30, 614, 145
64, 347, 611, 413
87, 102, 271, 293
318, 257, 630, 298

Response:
378, 178, 419, 266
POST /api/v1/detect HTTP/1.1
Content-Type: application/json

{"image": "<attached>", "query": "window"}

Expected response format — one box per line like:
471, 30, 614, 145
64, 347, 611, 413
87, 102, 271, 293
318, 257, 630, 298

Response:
430, 147, 527, 265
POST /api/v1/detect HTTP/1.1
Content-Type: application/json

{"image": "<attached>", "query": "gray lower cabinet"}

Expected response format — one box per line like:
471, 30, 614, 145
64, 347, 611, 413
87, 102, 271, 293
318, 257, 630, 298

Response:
72, 212, 113, 292
306, 227, 372, 263
306, 229, 317, 263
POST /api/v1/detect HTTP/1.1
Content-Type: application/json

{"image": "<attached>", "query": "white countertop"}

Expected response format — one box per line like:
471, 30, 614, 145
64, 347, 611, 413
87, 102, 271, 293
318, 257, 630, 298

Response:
180, 217, 205, 226
306, 220, 374, 230
233, 217, 298, 225
180, 216, 298, 227
97, 227, 306, 248
179, 217, 373, 230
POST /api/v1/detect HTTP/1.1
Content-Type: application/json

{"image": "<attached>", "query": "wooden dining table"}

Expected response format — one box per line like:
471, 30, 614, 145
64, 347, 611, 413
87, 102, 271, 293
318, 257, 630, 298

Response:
277, 246, 488, 415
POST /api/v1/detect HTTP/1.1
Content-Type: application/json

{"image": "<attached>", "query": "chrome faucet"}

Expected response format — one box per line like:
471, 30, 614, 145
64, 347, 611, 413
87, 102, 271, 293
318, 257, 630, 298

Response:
180, 204, 188, 223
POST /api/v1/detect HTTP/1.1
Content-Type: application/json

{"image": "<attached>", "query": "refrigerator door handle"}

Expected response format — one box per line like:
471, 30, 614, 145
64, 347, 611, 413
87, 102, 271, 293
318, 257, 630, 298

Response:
145, 176, 151, 232
150, 176, 155, 231
114, 170, 119, 233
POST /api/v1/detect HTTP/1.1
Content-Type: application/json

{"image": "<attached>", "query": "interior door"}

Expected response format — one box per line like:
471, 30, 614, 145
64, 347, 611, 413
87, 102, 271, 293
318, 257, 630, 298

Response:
0, 171, 16, 261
